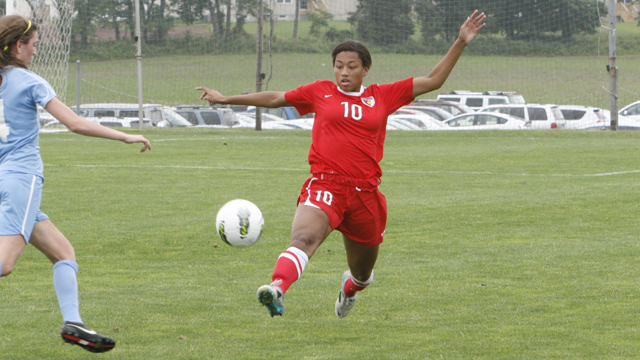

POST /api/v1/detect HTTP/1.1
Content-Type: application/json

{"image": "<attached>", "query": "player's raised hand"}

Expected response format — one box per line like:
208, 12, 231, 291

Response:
197, 86, 224, 106
459, 10, 486, 45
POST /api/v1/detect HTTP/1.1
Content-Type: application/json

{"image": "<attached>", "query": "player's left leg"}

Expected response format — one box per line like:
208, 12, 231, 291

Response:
29, 219, 115, 353
335, 187, 385, 318
335, 236, 378, 318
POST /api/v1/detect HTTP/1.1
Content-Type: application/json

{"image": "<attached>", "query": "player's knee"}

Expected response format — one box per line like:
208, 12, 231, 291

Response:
1, 264, 14, 277
350, 269, 374, 284
290, 234, 323, 254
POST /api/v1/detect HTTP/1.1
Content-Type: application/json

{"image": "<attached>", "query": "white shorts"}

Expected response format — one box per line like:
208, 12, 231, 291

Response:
0, 172, 49, 243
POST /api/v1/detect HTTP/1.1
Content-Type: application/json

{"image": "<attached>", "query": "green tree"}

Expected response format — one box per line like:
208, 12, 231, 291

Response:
171, 0, 207, 25
348, 0, 414, 46
232, 0, 258, 37
141, 0, 173, 44
172, 0, 235, 40
414, 0, 438, 42
486, 0, 599, 40
548, 0, 599, 39
98, 0, 129, 40
308, 9, 332, 37
415, 0, 488, 43
417, 0, 600, 42
72, 0, 103, 46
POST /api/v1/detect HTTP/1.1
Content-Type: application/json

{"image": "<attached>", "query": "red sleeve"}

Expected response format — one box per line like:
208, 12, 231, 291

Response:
378, 77, 415, 115
285, 81, 323, 116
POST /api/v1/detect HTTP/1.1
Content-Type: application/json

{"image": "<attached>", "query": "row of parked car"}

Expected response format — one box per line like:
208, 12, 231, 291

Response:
40, 91, 640, 132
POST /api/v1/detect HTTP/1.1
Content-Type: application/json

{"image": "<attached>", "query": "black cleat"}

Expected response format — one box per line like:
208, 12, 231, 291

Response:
60, 322, 116, 353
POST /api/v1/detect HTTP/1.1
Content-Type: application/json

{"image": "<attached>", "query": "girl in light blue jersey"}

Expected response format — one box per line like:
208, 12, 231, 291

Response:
0, 15, 151, 353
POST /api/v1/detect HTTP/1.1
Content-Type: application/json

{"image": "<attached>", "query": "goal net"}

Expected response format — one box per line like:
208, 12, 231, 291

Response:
8, 0, 74, 104
20, 0, 640, 118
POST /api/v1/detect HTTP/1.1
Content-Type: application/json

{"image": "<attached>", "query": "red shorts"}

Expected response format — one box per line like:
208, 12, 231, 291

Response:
297, 173, 387, 246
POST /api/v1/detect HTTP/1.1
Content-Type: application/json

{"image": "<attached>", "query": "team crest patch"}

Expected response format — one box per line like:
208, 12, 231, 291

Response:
361, 96, 375, 107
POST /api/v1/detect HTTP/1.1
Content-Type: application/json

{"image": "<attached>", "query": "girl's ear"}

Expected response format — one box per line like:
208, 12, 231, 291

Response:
15, 39, 24, 54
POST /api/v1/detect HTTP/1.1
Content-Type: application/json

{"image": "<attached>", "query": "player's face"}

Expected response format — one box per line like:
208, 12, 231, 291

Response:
15, 31, 38, 66
334, 51, 369, 93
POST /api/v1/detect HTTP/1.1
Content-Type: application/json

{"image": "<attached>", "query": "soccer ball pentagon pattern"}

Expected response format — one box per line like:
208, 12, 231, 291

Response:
215, 199, 264, 247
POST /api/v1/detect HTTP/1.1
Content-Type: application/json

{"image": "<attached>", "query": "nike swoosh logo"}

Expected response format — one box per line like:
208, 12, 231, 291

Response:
325, 95, 333, 98
67, 324, 97, 335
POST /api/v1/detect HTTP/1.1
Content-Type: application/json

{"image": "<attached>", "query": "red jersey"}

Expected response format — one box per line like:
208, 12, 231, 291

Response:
285, 78, 414, 180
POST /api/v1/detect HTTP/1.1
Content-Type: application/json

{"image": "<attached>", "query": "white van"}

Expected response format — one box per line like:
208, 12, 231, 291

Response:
437, 91, 526, 110
479, 103, 566, 129
74, 103, 169, 126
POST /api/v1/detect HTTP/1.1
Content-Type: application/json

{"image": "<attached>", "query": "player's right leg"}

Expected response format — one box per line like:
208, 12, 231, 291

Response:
257, 203, 332, 316
60, 321, 115, 353
0, 173, 42, 276
0, 235, 27, 277
30, 220, 115, 353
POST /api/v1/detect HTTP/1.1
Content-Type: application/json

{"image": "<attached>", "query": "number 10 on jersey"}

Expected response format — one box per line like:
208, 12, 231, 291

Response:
341, 102, 362, 121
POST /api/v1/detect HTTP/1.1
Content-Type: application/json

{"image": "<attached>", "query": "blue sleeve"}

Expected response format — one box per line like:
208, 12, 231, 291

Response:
26, 71, 56, 108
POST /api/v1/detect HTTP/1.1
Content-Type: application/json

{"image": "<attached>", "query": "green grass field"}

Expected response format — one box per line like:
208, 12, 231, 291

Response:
2, 128, 640, 359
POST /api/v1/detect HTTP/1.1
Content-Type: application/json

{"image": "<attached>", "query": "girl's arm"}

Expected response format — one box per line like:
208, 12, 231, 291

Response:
196, 87, 290, 108
45, 97, 151, 152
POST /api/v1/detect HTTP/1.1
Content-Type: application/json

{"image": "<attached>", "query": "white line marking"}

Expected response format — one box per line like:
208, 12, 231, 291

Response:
40, 136, 297, 142
43, 164, 640, 177
49, 164, 308, 172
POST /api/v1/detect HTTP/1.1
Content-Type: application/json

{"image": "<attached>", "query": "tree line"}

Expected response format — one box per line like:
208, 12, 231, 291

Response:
72, 0, 258, 46
351, 0, 602, 45
67, 0, 602, 47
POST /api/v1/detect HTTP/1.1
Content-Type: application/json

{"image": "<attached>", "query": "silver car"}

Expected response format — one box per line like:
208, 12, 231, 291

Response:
387, 114, 445, 130
395, 106, 454, 121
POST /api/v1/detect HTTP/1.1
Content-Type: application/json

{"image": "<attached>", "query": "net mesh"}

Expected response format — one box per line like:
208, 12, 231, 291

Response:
11, 0, 75, 104
8, 0, 640, 119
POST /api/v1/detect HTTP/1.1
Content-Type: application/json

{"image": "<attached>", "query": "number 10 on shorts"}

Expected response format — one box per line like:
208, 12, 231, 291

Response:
315, 190, 333, 205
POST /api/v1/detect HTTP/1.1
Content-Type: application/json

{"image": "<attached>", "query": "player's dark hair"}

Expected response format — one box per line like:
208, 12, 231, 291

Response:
331, 40, 372, 70
0, 15, 38, 70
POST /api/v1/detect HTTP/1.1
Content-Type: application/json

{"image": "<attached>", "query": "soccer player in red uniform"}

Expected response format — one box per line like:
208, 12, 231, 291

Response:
198, 10, 486, 318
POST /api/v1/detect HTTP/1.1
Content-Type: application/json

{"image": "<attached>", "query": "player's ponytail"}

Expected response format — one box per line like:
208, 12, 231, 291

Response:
0, 15, 37, 70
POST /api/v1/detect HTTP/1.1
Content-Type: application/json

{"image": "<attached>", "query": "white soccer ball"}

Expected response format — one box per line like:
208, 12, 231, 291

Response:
215, 199, 264, 247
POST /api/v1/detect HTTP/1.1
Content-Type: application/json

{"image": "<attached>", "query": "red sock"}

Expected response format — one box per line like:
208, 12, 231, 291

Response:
343, 271, 374, 297
271, 247, 309, 295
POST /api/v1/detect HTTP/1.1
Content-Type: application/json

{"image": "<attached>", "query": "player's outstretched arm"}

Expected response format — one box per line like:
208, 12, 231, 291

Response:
196, 86, 290, 109
412, 10, 486, 98
45, 97, 151, 152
